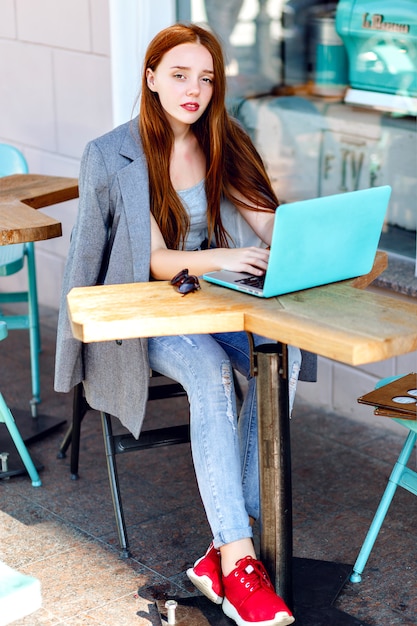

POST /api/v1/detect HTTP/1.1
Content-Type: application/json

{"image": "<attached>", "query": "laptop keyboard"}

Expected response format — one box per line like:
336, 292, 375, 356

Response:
235, 274, 265, 289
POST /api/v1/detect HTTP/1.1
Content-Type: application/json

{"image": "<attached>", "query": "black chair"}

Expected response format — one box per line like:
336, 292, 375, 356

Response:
58, 372, 243, 558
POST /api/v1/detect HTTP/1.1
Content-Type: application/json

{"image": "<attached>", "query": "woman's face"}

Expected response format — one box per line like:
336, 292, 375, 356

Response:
146, 42, 214, 132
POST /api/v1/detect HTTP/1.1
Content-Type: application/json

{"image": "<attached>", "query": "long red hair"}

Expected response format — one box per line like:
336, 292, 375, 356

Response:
139, 23, 278, 250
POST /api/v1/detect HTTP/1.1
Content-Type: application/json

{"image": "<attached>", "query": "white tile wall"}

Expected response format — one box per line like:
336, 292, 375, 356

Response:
0, 40, 56, 150
54, 49, 112, 157
0, 0, 16, 38
90, 0, 111, 56
16, 0, 91, 51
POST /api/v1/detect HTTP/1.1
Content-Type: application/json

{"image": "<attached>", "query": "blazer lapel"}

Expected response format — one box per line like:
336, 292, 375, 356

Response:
117, 120, 152, 281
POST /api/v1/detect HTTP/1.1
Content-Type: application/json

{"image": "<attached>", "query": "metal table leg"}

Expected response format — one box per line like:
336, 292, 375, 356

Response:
253, 342, 293, 605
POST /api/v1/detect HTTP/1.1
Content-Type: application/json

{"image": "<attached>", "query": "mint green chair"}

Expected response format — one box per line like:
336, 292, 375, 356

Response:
350, 375, 417, 582
0, 144, 41, 417
0, 321, 41, 486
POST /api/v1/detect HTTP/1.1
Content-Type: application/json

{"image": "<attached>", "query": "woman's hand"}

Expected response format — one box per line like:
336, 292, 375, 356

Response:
211, 246, 270, 276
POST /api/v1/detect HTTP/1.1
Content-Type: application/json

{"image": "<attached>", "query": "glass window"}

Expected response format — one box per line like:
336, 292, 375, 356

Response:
176, 1, 417, 270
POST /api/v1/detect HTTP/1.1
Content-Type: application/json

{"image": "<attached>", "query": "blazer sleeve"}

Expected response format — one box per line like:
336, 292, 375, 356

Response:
54, 141, 112, 393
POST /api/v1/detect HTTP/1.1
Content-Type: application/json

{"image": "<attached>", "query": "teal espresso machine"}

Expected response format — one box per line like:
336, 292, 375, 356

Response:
335, 0, 417, 114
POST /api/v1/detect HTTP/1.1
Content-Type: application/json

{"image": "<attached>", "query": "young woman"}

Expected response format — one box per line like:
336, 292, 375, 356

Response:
55, 23, 316, 626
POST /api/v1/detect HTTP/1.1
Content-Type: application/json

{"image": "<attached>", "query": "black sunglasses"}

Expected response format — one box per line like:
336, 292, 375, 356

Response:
170, 268, 201, 296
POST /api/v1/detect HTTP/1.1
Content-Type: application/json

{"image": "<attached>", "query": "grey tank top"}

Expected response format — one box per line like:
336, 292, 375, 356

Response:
177, 179, 208, 250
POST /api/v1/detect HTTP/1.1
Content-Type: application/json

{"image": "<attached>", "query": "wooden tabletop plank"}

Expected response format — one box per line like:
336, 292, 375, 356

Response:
243, 281, 417, 365
0, 203, 62, 245
349, 250, 387, 289
0, 174, 79, 244
68, 281, 249, 343
0, 174, 79, 206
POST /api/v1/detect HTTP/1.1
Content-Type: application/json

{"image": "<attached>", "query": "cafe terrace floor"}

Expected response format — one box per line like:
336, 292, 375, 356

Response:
1, 305, 416, 625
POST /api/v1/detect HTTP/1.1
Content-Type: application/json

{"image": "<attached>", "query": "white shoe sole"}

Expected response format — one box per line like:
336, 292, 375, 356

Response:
186, 567, 223, 605
222, 597, 295, 626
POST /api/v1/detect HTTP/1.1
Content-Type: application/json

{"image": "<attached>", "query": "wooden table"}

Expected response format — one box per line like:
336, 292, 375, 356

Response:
68, 252, 404, 362
0, 174, 79, 474
0, 174, 78, 245
67, 254, 417, 624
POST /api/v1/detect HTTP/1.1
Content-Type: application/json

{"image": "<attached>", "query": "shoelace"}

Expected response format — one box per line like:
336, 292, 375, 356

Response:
235, 557, 273, 593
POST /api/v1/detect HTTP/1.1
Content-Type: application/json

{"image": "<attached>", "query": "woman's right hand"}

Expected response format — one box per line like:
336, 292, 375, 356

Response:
212, 246, 270, 276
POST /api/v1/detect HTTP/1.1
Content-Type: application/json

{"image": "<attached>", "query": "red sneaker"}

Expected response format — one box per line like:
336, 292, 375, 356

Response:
186, 542, 223, 604
222, 556, 295, 626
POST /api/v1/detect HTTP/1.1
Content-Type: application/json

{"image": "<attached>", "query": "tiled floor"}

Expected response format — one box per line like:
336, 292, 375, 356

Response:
1, 306, 416, 625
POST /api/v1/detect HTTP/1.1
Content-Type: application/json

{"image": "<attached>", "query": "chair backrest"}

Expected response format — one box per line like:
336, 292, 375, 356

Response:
0, 321, 7, 341
0, 145, 29, 265
0, 144, 28, 177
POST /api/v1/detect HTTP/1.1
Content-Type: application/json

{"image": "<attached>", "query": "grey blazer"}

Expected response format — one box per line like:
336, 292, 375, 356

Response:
55, 117, 316, 439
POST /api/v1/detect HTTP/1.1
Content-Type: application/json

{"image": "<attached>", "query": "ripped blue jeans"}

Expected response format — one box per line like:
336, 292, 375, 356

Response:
148, 332, 301, 548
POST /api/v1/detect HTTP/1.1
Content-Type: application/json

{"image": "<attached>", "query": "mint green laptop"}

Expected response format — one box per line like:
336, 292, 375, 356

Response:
203, 186, 391, 298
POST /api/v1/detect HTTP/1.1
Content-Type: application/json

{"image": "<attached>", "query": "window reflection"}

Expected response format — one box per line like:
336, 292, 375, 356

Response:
190, 0, 285, 96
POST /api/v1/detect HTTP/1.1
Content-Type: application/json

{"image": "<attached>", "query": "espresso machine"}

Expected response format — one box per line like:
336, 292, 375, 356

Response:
282, 0, 417, 114
336, 0, 417, 114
